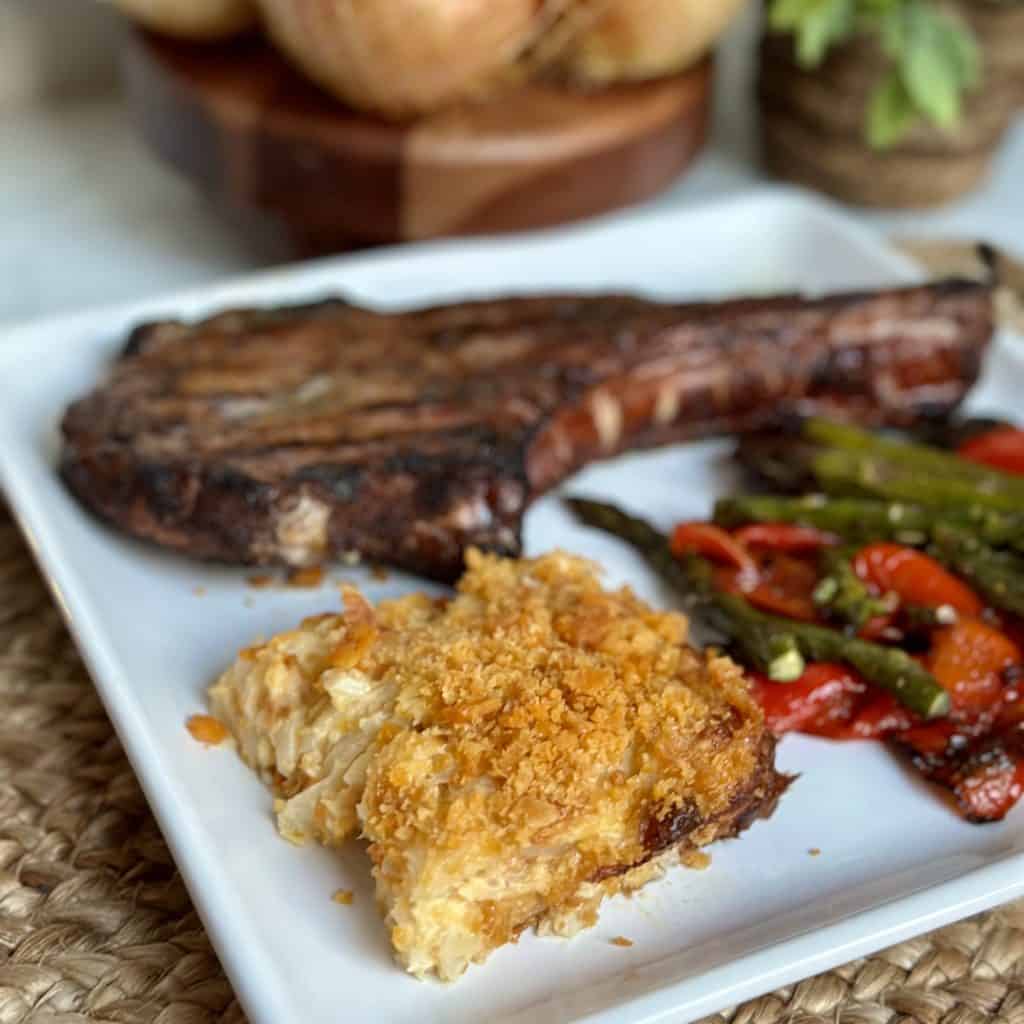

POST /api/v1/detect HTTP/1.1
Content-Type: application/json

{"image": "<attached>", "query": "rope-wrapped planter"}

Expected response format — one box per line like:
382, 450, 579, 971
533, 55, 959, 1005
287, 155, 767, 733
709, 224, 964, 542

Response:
759, 2, 1024, 207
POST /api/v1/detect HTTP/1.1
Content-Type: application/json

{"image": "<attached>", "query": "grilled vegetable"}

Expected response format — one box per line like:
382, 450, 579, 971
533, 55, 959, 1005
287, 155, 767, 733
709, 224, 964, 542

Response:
814, 546, 896, 631
852, 543, 983, 618
812, 448, 1024, 515
717, 418, 1024, 822
670, 522, 757, 577
927, 618, 1021, 712
569, 498, 804, 681
715, 495, 1024, 551
959, 427, 1024, 475
804, 418, 1024, 502
748, 662, 912, 739
733, 523, 837, 553
566, 497, 950, 719
929, 524, 1024, 619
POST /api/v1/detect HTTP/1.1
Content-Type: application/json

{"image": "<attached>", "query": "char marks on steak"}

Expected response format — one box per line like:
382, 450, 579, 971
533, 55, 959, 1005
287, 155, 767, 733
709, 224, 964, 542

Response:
61, 280, 993, 580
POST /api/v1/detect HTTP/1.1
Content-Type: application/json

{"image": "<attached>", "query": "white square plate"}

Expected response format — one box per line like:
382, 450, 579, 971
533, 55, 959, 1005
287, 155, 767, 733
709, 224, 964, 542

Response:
2, 188, 1023, 1024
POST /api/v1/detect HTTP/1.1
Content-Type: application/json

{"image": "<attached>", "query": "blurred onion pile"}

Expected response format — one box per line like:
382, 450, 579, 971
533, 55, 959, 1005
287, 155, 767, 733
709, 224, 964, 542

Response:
111, 0, 744, 117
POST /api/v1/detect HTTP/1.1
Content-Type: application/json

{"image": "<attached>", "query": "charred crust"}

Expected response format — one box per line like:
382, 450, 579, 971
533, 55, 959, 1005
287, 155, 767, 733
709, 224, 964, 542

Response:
122, 321, 172, 358
293, 463, 363, 502
591, 735, 792, 888
642, 799, 703, 853
642, 734, 794, 858
136, 463, 199, 523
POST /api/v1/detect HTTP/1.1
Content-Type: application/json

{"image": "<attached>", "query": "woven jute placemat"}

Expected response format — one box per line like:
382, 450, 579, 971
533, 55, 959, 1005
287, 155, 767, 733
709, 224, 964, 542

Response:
2, 507, 1024, 1023
2, 253, 1023, 1021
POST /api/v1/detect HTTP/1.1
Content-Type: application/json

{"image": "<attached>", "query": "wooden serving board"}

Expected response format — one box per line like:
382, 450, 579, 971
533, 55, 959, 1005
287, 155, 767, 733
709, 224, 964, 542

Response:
121, 30, 712, 253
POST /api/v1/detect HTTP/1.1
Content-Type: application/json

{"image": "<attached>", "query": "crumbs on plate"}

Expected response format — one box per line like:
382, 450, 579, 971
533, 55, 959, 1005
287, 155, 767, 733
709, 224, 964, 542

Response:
193, 585, 206, 597
610, 936, 633, 948
681, 850, 711, 870
333, 889, 354, 905
809, 847, 822, 857
288, 566, 325, 587
187, 714, 229, 746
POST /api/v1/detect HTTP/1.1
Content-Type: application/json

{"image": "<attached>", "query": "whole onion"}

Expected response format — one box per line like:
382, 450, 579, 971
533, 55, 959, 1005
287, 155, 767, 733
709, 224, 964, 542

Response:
112, 0, 745, 116
257, 0, 569, 117
111, 0, 257, 40
563, 0, 747, 83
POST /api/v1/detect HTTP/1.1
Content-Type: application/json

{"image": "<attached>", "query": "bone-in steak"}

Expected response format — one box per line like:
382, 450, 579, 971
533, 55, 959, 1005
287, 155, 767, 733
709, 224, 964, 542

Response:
60, 281, 993, 580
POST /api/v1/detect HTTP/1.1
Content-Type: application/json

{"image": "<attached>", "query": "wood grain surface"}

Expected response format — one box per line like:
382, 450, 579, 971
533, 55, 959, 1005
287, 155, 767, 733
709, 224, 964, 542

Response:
121, 30, 712, 253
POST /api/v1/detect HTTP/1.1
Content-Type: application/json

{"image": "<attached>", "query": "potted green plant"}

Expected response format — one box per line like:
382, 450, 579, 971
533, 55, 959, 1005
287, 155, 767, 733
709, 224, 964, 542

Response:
759, 0, 1024, 206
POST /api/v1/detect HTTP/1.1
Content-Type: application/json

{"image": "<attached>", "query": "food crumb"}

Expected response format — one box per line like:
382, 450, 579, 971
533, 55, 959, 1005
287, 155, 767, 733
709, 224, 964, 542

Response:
247, 574, 274, 589
187, 714, 228, 746
288, 565, 325, 588
243, 596, 255, 608
681, 850, 711, 870
808, 847, 822, 857
610, 936, 633, 948
370, 565, 390, 582
192, 585, 206, 596
333, 889, 354, 905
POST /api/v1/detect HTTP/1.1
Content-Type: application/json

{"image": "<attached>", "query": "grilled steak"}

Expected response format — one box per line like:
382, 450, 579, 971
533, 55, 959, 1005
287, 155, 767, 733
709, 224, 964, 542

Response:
61, 279, 993, 580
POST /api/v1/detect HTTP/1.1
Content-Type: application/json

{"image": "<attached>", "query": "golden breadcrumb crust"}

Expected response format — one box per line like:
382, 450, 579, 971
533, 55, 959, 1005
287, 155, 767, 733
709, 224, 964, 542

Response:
210, 549, 777, 980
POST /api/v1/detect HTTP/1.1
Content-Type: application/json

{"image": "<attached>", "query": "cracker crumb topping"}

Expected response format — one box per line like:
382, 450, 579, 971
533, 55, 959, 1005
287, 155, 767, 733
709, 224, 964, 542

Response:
210, 549, 779, 981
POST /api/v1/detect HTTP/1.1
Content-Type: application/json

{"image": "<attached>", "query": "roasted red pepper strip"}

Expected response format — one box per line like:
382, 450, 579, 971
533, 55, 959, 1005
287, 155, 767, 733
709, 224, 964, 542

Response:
743, 553, 821, 621
749, 663, 862, 735
749, 662, 912, 739
927, 618, 1021, 712
889, 623, 1024, 821
670, 522, 757, 580
733, 523, 838, 553
850, 693, 916, 739
958, 427, 1024, 476
953, 736, 1024, 822
897, 721, 1024, 823
675, 521, 831, 619
857, 614, 898, 642
711, 548, 821, 621
853, 543, 983, 617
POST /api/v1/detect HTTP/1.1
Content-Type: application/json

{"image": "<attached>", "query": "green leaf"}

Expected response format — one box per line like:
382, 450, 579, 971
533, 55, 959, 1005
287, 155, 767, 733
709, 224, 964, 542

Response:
797, 12, 832, 64
935, 17, 982, 90
877, 6, 907, 58
899, 0, 965, 129
772, 0, 984, 146
867, 70, 916, 148
769, 0, 816, 30
769, 0, 855, 66
902, 38, 960, 127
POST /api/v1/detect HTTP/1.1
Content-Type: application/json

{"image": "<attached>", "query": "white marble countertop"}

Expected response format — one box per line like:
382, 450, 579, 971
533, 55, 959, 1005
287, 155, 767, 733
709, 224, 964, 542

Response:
1, 38, 1022, 329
